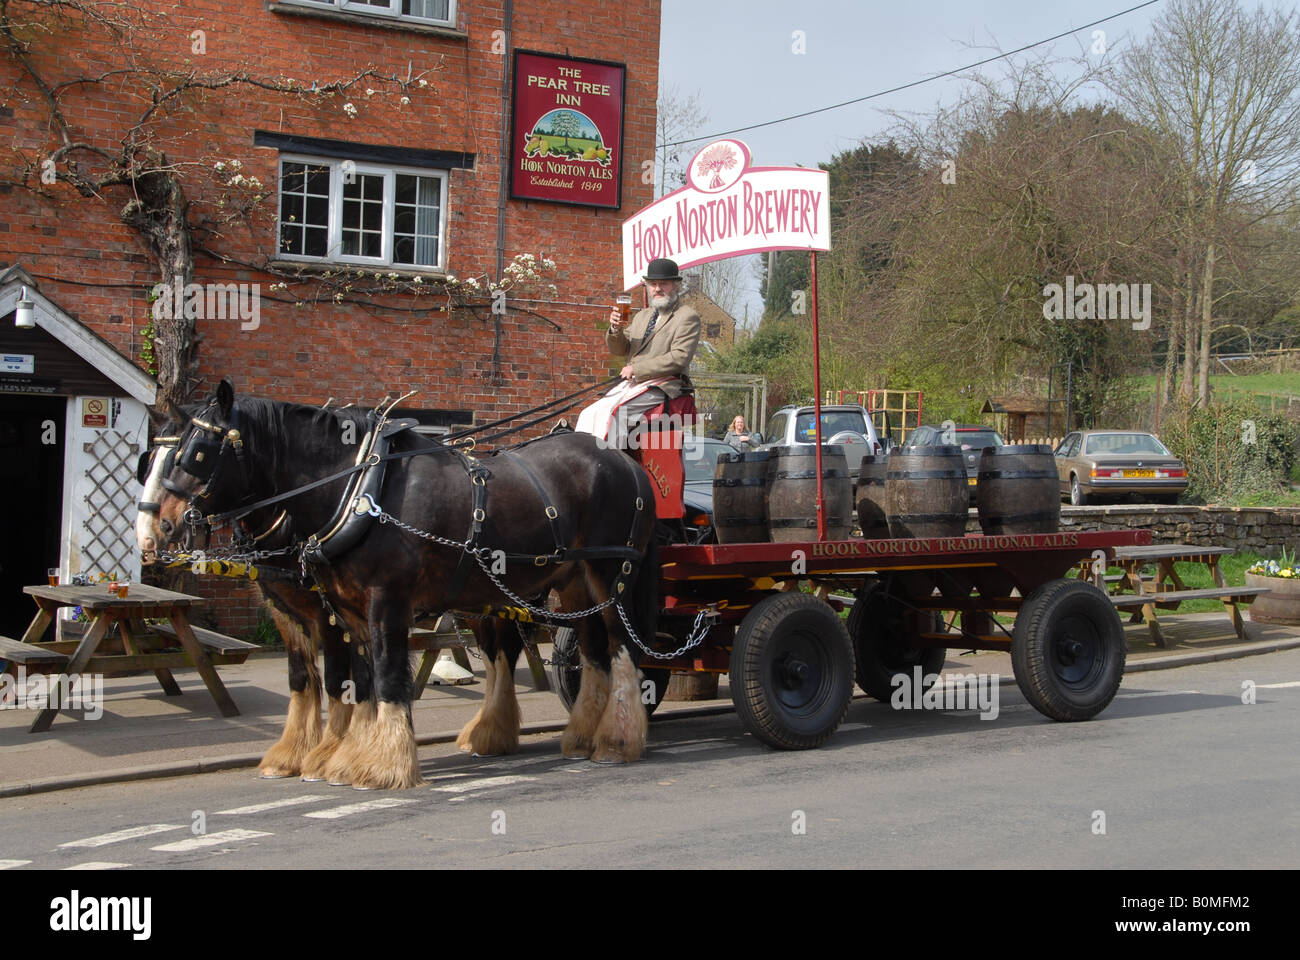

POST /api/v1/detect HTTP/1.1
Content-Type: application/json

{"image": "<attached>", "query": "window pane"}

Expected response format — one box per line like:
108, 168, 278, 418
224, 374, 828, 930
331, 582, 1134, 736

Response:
362, 202, 382, 231
403, 0, 449, 19
280, 194, 304, 224
304, 227, 328, 258
393, 174, 441, 266
279, 161, 330, 258
306, 167, 330, 196
305, 195, 328, 226
280, 222, 302, 256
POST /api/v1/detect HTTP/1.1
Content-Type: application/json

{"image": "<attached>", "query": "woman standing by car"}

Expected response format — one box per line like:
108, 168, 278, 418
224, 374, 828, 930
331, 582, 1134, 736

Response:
724, 415, 759, 451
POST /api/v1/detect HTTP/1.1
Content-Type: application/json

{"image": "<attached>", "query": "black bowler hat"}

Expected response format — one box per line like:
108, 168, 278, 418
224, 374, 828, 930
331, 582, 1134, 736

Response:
643, 258, 682, 281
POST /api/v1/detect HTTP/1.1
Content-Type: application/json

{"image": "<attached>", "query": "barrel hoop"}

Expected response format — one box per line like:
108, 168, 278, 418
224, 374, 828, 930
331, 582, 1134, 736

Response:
886, 469, 966, 480
977, 469, 1058, 480
892, 512, 968, 523
715, 477, 768, 487
771, 469, 849, 480
769, 517, 849, 528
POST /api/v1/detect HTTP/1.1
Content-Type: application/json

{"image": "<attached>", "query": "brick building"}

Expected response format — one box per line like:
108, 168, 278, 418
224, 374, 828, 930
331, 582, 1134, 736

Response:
0, 0, 661, 637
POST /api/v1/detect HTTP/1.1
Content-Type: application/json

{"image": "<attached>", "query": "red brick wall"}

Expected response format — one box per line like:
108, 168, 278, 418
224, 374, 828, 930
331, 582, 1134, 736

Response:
2, 0, 661, 638
1, 0, 661, 415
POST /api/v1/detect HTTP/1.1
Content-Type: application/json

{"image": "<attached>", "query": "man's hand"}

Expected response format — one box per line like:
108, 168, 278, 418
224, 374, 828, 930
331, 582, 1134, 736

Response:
620, 364, 636, 380
609, 308, 627, 330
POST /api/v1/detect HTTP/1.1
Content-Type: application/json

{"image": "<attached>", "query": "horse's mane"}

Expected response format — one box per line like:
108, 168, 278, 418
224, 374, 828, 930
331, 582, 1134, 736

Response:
234, 396, 442, 481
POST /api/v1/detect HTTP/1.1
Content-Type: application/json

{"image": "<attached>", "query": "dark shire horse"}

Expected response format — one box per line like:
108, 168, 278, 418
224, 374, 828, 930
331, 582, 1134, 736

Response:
139, 381, 659, 789
137, 410, 366, 781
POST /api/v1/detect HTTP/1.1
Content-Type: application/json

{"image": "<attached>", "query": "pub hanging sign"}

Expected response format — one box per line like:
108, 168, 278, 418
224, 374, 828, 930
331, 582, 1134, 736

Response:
509, 50, 626, 209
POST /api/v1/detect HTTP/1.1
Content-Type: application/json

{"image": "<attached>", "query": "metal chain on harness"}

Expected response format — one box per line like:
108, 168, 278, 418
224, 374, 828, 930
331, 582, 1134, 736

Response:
374, 507, 710, 660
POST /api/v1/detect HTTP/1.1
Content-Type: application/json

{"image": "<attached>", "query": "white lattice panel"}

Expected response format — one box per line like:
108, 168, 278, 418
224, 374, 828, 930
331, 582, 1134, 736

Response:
79, 428, 141, 577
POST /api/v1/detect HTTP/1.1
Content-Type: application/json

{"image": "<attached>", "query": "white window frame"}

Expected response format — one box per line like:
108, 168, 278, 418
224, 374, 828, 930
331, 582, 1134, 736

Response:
282, 0, 456, 28
276, 154, 449, 272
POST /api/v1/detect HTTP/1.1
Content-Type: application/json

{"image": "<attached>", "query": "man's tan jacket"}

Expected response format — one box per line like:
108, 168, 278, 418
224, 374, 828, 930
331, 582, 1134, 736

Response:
605, 300, 701, 399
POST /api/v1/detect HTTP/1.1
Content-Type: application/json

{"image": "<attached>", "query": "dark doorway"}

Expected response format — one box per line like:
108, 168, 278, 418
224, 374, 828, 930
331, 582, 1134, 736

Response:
0, 395, 65, 639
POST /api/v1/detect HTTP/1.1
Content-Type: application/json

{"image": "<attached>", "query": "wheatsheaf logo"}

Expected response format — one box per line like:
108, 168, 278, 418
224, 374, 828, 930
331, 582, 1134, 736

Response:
49, 890, 151, 940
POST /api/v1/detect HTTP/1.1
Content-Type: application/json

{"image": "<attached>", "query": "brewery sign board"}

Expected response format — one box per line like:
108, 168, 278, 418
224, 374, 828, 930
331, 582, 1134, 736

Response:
620, 139, 831, 290
510, 50, 625, 209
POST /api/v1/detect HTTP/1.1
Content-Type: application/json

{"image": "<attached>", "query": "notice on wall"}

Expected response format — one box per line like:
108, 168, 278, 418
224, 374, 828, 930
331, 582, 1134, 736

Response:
510, 50, 625, 209
81, 397, 109, 428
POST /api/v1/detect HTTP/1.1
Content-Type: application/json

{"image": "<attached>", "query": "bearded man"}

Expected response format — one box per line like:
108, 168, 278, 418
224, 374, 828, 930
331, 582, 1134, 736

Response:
576, 258, 701, 447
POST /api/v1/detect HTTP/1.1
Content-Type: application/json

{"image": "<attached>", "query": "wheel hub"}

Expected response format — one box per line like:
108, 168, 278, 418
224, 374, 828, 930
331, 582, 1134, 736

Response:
780, 655, 810, 687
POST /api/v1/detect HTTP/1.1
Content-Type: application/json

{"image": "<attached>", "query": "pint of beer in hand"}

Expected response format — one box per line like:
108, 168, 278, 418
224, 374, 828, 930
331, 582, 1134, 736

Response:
615, 294, 632, 324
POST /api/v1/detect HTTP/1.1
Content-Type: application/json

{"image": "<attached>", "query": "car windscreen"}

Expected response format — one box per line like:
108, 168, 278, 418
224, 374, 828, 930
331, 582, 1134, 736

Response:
793, 411, 866, 441
684, 440, 728, 481
957, 430, 1003, 450
1082, 433, 1171, 456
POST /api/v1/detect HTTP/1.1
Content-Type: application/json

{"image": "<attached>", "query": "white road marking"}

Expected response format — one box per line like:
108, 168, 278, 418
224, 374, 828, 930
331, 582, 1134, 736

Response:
1256, 681, 1300, 689
657, 741, 727, 754
63, 862, 131, 870
429, 775, 537, 794
60, 824, 185, 848
302, 798, 418, 819
151, 829, 271, 851
216, 795, 332, 815
1115, 689, 1200, 698
0, 860, 32, 869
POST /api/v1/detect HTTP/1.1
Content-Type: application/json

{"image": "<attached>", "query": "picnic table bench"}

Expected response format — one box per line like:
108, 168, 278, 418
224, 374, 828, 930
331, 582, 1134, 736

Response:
4, 584, 254, 732
1083, 544, 1268, 647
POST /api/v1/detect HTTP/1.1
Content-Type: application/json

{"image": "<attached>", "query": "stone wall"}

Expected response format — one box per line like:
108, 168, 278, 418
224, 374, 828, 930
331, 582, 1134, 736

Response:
967, 504, 1300, 556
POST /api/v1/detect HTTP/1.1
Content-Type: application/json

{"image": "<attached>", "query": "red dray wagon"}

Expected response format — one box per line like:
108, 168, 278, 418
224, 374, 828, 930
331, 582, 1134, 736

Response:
554, 524, 1151, 750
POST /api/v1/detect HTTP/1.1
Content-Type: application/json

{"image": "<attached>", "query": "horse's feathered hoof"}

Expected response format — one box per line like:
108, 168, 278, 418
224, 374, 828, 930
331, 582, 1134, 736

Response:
259, 769, 296, 779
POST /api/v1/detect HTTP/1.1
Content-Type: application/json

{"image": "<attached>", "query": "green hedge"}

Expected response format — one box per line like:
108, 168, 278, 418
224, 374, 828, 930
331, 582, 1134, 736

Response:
1159, 399, 1297, 503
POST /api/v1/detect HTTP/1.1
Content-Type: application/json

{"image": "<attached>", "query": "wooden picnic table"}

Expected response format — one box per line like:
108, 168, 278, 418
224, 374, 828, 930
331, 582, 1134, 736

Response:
1, 584, 256, 733
1081, 544, 1267, 648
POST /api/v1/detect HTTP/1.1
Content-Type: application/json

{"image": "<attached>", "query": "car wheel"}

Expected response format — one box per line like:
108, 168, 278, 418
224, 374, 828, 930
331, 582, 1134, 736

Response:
1070, 475, 1090, 506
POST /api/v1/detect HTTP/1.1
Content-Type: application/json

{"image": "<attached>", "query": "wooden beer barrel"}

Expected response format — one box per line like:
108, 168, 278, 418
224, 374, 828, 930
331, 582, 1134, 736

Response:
766, 446, 853, 541
886, 444, 968, 538
713, 450, 770, 544
976, 445, 1060, 535
854, 454, 890, 539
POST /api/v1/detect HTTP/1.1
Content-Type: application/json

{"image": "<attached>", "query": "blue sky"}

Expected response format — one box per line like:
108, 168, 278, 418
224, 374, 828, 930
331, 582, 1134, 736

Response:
655, 0, 1290, 322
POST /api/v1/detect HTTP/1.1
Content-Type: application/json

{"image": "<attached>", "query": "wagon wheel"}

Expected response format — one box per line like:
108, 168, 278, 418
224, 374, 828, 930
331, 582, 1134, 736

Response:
1011, 579, 1125, 721
548, 627, 670, 718
848, 578, 947, 701
729, 592, 855, 750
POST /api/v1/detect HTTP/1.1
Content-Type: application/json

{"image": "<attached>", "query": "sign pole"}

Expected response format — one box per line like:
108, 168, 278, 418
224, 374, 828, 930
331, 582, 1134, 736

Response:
811, 250, 825, 541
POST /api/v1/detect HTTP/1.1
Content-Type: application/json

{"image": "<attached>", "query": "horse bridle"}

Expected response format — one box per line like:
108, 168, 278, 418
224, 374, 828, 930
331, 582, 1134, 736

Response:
138, 402, 260, 538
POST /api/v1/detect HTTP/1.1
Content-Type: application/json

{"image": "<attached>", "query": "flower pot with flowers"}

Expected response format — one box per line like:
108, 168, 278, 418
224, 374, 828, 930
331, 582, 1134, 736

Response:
1245, 548, 1300, 624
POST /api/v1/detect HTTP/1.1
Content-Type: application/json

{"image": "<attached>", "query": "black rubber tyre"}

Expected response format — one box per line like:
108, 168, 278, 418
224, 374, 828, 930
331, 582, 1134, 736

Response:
1070, 475, 1091, 506
1011, 578, 1126, 721
848, 581, 947, 701
729, 592, 855, 750
548, 627, 669, 718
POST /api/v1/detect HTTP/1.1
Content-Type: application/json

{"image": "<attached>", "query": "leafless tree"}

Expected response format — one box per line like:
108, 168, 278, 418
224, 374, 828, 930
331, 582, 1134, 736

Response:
1110, 0, 1300, 401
